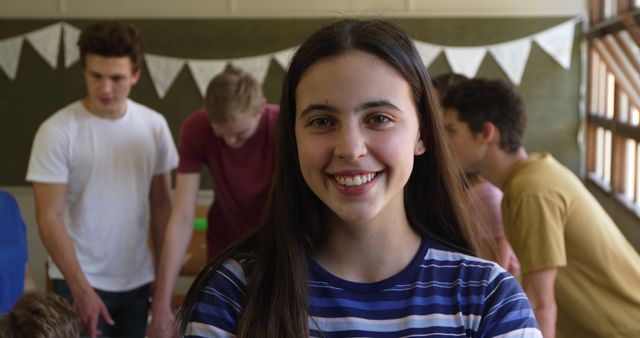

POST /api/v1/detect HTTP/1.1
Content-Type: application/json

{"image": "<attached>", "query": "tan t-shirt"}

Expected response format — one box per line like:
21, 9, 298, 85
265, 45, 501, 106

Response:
502, 152, 640, 338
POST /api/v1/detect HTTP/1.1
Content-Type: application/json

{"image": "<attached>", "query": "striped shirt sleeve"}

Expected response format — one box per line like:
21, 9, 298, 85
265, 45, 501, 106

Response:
184, 258, 249, 338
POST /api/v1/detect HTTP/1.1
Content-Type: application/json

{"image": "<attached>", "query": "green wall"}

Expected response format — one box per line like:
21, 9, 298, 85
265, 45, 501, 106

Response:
0, 18, 581, 187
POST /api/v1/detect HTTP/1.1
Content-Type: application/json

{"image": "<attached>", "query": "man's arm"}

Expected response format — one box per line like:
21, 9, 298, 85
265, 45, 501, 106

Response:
495, 236, 520, 276
149, 172, 174, 265
147, 173, 201, 338
33, 183, 114, 338
522, 267, 558, 338
24, 264, 36, 291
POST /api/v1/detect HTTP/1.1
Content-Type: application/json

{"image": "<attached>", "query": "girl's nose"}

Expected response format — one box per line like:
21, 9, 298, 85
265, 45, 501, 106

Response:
334, 125, 367, 160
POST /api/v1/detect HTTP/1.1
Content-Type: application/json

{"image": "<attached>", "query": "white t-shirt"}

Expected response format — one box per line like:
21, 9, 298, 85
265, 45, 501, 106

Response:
26, 99, 179, 292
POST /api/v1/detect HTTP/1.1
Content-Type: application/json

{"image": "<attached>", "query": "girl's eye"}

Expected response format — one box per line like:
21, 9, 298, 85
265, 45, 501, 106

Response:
308, 117, 333, 128
369, 114, 391, 125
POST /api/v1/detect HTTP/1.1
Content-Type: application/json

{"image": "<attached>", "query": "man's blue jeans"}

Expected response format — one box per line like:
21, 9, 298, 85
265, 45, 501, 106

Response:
52, 279, 150, 338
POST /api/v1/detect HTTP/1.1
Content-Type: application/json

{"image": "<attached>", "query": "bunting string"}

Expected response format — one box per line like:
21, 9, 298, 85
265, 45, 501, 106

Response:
0, 18, 579, 98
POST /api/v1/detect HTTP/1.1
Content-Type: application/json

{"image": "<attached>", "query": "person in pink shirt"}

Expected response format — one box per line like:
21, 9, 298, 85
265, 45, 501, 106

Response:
147, 65, 279, 338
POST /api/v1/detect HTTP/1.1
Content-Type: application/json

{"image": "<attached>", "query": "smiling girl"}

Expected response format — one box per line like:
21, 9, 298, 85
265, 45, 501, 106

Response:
177, 19, 541, 338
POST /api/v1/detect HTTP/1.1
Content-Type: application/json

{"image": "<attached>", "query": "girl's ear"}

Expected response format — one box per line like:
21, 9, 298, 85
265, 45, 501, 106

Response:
414, 134, 426, 156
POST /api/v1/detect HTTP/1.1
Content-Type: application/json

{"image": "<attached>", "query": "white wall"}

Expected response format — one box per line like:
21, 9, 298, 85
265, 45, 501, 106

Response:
0, 0, 587, 18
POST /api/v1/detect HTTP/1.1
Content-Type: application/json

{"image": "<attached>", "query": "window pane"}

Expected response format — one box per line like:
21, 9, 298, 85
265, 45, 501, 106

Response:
606, 72, 615, 119
604, 130, 612, 183
625, 139, 636, 201
619, 92, 629, 123
632, 107, 640, 126
604, 0, 614, 18
636, 144, 640, 208
596, 127, 604, 178
599, 62, 607, 116
590, 50, 600, 114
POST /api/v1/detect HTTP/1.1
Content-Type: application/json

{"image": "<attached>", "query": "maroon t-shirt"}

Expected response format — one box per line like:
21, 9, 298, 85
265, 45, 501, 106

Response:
177, 104, 278, 258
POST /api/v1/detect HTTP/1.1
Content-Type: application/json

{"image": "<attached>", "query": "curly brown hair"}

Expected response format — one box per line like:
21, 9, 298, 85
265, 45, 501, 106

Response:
78, 20, 143, 72
0, 291, 79, 338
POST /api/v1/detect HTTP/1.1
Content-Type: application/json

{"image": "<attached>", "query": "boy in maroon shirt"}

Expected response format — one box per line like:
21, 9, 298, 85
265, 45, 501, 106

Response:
147, 65, 278, 337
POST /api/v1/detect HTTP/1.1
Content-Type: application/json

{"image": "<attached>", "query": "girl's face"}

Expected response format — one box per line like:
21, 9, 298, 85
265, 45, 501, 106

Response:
295, 50, 425, 226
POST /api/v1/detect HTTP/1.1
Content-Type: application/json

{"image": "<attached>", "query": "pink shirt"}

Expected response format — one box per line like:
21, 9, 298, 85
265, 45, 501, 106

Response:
178, 104, 279, 258
468, 180, 505, 237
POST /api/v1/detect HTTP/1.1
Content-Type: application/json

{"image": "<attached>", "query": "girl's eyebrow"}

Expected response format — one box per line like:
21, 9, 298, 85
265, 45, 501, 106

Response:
299, 100, 400, 118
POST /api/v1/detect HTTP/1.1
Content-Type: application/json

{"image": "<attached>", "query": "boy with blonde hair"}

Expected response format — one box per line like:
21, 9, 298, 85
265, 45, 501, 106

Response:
147, 65, 279, 337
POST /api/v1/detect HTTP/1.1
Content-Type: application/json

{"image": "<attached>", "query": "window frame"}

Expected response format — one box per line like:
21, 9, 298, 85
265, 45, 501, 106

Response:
587, 7, 640, 218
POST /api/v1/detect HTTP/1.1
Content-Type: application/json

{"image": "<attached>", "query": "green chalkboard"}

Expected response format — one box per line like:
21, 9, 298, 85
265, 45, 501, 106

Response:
0, 18, 581, 187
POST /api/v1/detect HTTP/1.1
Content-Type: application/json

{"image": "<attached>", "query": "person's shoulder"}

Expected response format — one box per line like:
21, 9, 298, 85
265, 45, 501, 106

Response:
263, 103, 279, 120
424, 243, 505, 281
35, 101, 85, 139
0, 190, 15, 204
264, 103, 280, 114
127, 99, 166, 121
42, 101, 84, 126
470, 180, 502, 200
205, 251, 256, 288
425, 245, 499, 268
507, 153, 576, 198
181, 107, 209, 128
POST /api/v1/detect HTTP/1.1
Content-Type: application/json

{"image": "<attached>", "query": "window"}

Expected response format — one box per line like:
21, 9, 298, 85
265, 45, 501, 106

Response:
588, 1, 640, 217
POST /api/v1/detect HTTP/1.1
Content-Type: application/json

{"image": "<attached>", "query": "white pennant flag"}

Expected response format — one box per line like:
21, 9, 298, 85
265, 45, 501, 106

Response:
414, 40, 442, 68
489, 38, 532, 85
63, 23, 81, 68
533, 20, 576, 70
231, 55, 271, 84
444, 47, 487, 78
145, 54, 185, 99
0, 36, 24, 80
187, 59, 228, 97
25, 23, 62, 69
273, 47, 297, 70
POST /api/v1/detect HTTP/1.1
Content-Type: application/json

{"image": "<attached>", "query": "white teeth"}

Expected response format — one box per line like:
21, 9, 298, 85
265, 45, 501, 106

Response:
335, 173, 375, 187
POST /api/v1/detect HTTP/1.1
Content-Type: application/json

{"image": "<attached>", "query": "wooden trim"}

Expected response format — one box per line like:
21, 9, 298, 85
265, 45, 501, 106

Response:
587, 123, 599, 172
588, 9, 640, 38
612, 133, 626, 192
618, 0, 633, 14
592, 0, 602, 24
614, 31, 640, 74
603, 34, 640, 86
592, 38, 640, 109
622, 13, 640, 44
589, 114, 640, 140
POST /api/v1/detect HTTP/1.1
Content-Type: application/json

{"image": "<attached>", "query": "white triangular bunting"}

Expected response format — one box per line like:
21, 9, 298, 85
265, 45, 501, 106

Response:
231, 55, 271, 84
273, 47, 297, 70
25, 23, 62, 69
0, 36, 23, 80
414, 40, 442, 68
144, 54, 185, 99
533, 20, 576, 69
187, 59, 228, 97
63, 23, 81, 68
489, 38, 532, 85
444, 47, 487, 78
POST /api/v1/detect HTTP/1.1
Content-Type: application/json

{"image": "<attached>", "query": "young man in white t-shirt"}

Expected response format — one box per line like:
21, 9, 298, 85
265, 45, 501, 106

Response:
26, 21, 178, 338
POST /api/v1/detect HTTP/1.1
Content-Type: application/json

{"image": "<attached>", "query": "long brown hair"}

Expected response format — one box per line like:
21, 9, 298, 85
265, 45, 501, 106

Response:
178, 18, 491, 337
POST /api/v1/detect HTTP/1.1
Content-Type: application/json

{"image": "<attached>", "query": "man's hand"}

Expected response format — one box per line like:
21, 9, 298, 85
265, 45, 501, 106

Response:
506, 249, 521, 277
146, 304, 177, 338
73, 288, 115, 338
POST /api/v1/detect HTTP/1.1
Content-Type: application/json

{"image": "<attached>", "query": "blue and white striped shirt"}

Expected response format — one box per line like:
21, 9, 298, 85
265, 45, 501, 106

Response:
185, 237, 541, 337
